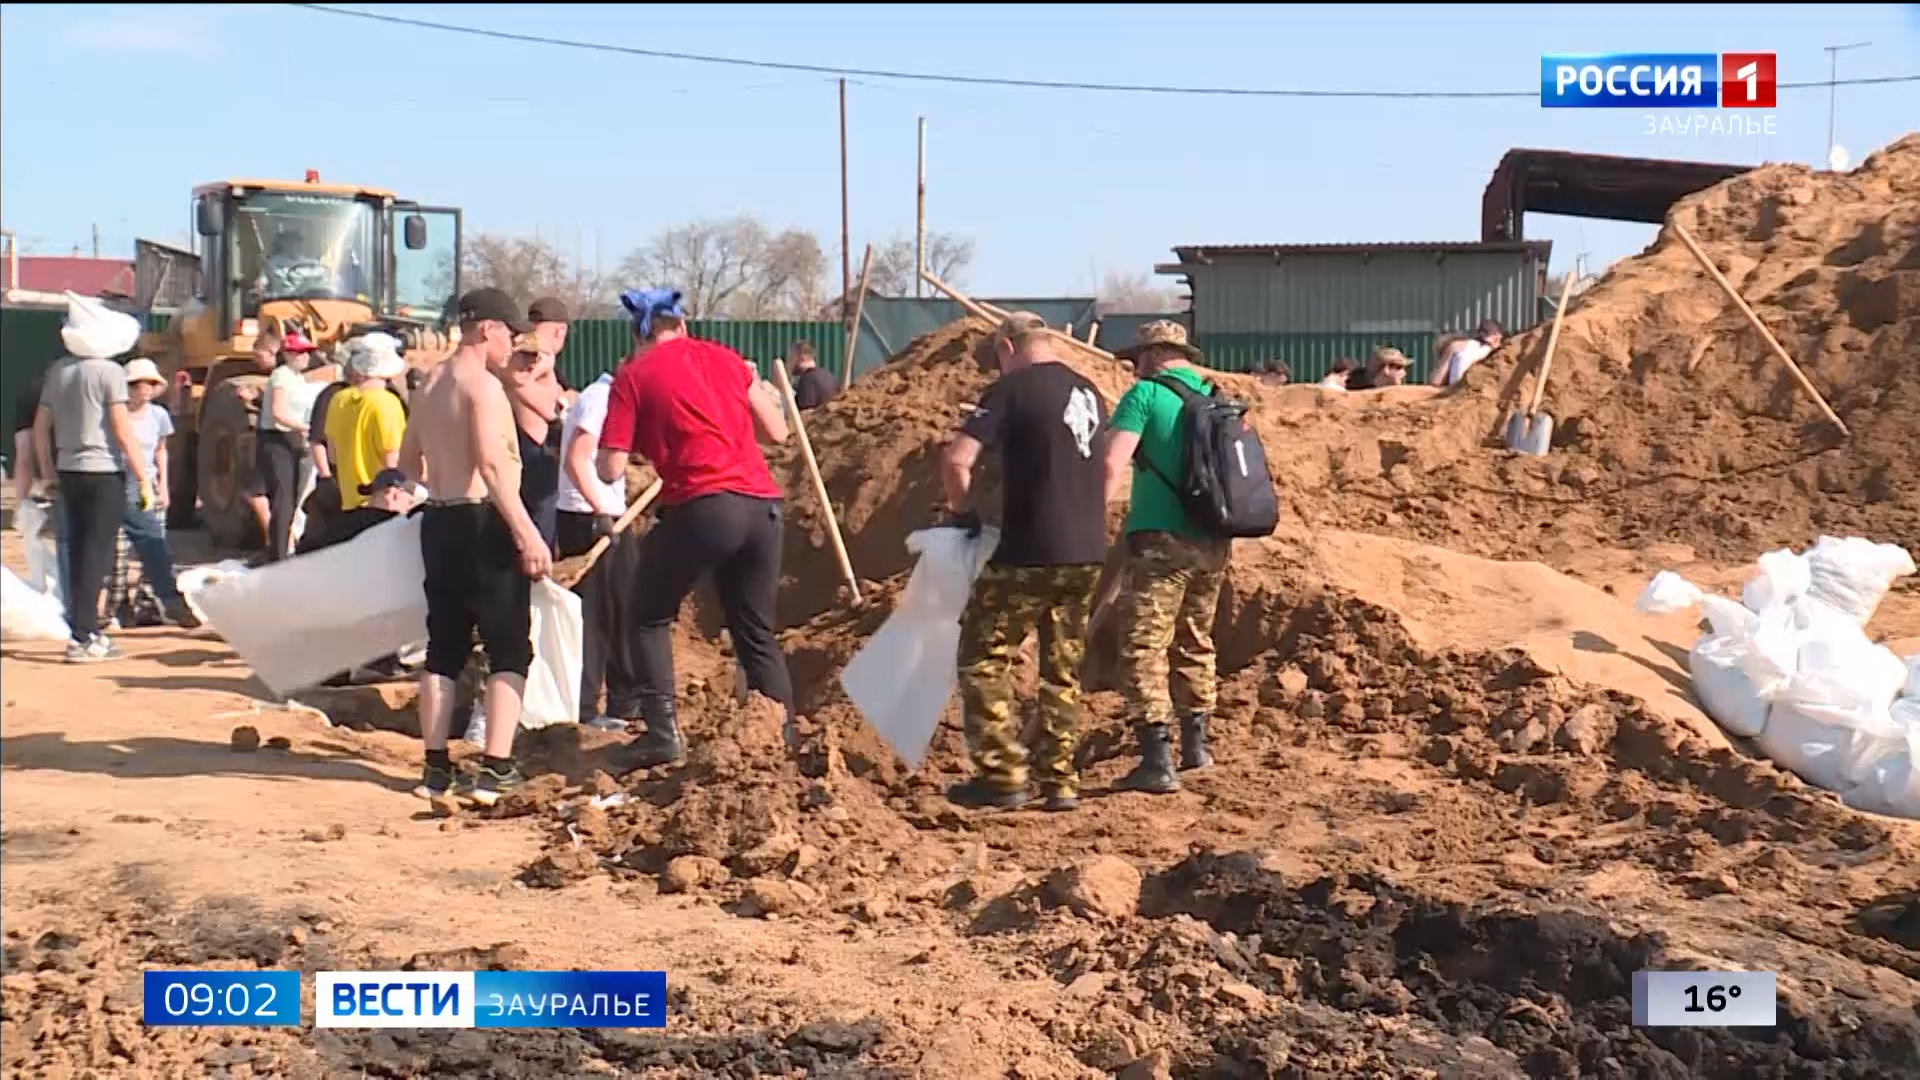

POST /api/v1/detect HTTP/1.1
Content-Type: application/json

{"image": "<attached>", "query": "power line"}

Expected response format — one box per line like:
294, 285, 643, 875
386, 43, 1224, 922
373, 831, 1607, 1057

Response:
294, 5, 1920, 100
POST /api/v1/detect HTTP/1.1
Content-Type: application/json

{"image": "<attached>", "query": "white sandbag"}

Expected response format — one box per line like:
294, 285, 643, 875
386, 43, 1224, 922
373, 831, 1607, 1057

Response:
288, 464, 319, 549
1904, 655, 1920, 700
1633, 571, 1703, 616
518, 579, 583, 730
840, 526, 1000, 769
59, 292, 142, 359
1740, 548, 1811, 612
1734, 603, 1801, 700
2, 566, 71, 643
14, 496, 61, 605
1762, 670, 1914, 810
193, 515, 428, 697
1688, 635, 1770, 738
1800, 536, 1915, 627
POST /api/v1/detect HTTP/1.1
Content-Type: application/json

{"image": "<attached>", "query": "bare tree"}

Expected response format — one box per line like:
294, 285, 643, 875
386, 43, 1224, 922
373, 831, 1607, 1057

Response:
1096, 270, 1182, 315
617, 216, 829, 319
461, 233, 613, 317
864, 231, 975, 298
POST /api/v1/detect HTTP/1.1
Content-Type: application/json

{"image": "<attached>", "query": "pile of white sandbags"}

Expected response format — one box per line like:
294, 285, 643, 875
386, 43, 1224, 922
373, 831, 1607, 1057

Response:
1636, 537, 1919, 819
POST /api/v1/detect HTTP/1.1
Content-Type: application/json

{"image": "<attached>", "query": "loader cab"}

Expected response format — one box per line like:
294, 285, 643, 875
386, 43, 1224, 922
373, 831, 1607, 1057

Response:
189, 180, 461, 347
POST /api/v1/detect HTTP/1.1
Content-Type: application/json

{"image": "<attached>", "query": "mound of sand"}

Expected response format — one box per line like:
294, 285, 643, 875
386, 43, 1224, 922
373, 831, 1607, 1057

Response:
1246, 134, 1919, 569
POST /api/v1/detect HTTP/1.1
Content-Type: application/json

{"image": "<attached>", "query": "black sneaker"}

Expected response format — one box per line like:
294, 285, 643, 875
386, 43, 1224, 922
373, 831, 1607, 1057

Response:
1038, 786, 1079, 813
162, 599, 203, 630
464, 762, 525, 808
414, 760, 463, 800
945, 778, 1029, 811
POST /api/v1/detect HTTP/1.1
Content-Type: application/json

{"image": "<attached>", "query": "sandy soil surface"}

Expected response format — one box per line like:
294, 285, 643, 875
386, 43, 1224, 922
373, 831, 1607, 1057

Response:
4, 139, 1917, 1078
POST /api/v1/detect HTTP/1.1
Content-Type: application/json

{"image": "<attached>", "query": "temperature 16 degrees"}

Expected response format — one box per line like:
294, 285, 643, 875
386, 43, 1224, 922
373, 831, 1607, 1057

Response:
1685, 983, 1742, 1013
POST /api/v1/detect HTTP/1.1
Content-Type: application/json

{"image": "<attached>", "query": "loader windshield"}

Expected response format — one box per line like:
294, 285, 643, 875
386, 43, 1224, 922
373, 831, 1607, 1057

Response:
232, 191, 377, 316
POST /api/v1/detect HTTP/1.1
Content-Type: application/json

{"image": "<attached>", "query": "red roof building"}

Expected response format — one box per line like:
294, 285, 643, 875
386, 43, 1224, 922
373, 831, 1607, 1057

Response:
7, 256, 137, 298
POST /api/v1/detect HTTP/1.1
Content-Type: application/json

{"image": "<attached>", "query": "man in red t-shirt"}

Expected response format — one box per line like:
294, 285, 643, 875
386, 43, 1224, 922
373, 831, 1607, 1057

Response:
594, 288, 795, 769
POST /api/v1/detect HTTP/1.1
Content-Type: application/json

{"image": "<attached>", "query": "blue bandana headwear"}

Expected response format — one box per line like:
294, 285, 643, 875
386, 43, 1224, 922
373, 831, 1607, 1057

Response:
620, 289, 686, 340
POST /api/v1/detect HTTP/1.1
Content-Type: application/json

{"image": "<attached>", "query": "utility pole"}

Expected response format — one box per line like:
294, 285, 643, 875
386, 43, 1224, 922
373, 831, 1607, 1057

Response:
915, 117, 927, 299
839, 78, 851, 330
1823, 42, 1870, 170
92, 223, 101, 259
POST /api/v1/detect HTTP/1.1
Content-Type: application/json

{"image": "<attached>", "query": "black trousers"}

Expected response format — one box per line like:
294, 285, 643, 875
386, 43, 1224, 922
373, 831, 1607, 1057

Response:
615, 492, 791, 717
557, 509, 616, 722
58, 470, 125, 644
255, 430, 305, 562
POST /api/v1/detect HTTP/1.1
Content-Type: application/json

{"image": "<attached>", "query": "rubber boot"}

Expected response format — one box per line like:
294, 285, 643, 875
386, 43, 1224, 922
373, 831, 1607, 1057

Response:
623, 693, 685, 771
1179, 712, 1215, 771
1120, 723, 1181, 794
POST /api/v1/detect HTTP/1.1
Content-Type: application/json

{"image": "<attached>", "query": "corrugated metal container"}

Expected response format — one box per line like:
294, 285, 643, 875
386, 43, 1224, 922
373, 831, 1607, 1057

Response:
1159, 242, 1550, 339
557, 319, 844, 388
1193, 332, 1437, 385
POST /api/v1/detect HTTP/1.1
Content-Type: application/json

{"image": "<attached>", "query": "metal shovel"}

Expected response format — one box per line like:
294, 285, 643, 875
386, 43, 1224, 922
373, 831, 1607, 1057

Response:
1503, 275, 1573, 456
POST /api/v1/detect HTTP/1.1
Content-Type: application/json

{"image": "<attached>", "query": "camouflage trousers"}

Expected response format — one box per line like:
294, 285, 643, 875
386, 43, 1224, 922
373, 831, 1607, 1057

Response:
1119, 531, 1231, 728
956, 562, 1102, 792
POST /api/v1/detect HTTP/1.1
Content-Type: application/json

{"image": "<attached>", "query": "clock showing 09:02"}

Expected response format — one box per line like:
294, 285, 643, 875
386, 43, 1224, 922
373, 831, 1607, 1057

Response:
143, 971, 302, 1027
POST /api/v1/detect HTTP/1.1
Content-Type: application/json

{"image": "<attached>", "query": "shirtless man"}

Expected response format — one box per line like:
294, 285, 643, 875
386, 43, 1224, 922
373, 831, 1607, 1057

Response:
398, 287, 551, 806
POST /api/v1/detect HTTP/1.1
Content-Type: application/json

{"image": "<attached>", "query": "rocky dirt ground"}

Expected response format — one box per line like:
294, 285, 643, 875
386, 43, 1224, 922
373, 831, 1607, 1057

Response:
4, 139, 1919, 1078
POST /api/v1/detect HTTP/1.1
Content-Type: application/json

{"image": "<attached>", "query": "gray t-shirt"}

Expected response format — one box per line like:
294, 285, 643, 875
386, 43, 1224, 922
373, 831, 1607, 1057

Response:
40, 356, 130, 474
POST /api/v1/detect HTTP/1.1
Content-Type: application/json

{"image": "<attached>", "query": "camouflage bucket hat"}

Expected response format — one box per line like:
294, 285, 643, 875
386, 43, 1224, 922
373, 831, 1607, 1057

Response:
1114, 319, 1202, 362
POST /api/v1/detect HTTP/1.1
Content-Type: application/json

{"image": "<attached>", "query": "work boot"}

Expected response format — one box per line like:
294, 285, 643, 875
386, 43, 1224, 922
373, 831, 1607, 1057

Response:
618, 694, 685, 772
945, 777, 1029, 811
162, 597, 202, 630
1038, 785, 1079, 813
1179, 712, 1215, 772
1120, 724, 1181, 795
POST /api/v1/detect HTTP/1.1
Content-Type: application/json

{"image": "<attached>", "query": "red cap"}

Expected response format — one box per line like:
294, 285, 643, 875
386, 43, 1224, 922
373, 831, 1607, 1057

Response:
282, 327, 317, 353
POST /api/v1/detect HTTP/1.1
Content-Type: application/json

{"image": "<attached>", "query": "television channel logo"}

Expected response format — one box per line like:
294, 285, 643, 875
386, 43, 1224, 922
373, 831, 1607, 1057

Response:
1540, 54, 1775, 108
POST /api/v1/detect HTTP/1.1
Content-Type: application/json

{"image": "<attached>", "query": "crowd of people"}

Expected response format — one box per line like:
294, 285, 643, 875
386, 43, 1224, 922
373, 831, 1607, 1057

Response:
23, 285, 1482, 812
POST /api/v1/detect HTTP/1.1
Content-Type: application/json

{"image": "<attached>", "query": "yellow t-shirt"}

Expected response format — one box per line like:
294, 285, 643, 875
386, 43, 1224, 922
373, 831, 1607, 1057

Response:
324, 386, 406, 511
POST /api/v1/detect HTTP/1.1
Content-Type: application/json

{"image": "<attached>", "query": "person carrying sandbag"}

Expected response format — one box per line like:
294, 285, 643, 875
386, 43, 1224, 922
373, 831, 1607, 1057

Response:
30, 294, 150, 662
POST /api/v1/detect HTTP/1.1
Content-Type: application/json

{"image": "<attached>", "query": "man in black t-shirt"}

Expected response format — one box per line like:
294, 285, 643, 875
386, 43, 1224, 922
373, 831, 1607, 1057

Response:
788, 340, 837, 411
939, 312, 1108, 813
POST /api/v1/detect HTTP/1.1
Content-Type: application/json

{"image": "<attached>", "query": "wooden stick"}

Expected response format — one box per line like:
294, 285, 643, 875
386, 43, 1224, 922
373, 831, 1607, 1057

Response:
1671, 223, 1849, 437
771, 360, 862, 604
920, 270, 1119, 364
557, 477, 661, 587
840, 244, 873, 392
1085, 321, 1100, 347
1525, 271, 1574, 416
1064, 322, 1074, 338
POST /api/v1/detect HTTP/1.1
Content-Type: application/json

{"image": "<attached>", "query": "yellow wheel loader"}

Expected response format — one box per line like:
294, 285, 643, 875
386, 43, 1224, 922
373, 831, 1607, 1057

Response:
137, 173, 461, 549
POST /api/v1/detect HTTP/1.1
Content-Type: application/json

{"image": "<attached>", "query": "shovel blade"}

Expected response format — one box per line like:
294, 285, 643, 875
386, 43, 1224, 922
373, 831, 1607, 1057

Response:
1519, 413, 1555, 456
1501, 409, 1528, 450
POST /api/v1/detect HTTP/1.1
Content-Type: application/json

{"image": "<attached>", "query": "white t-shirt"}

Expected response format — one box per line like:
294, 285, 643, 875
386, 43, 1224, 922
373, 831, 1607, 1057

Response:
555, 375, 627, 516
1443, 339, 1493, 386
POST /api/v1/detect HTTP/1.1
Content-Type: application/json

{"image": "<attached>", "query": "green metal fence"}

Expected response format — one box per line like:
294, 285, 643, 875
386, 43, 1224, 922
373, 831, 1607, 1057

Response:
555, 319, 844, 388
0, 307, 173, 468
1193, 331, 1438, 385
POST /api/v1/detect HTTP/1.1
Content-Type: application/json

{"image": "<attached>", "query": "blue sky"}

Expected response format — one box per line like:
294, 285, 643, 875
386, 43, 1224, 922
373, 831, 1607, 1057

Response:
3, 3, 1914, 295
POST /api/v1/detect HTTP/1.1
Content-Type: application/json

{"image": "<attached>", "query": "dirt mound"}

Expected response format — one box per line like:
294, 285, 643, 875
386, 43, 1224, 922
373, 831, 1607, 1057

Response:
1248, 134, 1920, 570
772, 318, 1135, 628
518, 693, 961, 915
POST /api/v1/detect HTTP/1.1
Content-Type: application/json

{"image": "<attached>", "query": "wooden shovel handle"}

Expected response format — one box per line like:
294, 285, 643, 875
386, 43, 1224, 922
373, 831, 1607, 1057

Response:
561, 478, 661, 585
1526, 273, 1575, 416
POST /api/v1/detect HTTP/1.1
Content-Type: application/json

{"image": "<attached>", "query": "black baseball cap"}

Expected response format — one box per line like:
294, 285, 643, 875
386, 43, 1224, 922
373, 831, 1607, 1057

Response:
455, 288, 532, 333
527, 296, 570, 324
358, 468, 411, 498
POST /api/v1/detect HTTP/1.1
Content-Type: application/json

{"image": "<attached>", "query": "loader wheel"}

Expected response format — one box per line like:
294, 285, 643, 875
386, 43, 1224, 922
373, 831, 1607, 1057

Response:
197, 377, 266, 552
166, 430, 199, 529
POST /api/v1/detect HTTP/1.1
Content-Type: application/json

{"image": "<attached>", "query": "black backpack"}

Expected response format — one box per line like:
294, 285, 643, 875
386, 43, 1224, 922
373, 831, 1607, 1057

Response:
1134, 374, 1279, 539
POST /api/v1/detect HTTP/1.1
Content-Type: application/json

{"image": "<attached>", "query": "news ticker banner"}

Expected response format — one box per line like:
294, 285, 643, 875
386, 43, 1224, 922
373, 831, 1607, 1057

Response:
147, 968, 1780, 1029
1540, 53, 1778, 109
144, 971, 666, 1029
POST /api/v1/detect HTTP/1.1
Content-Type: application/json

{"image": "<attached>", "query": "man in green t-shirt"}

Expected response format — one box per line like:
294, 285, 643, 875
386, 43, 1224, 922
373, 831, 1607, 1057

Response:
1100, 320, 1232, 795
